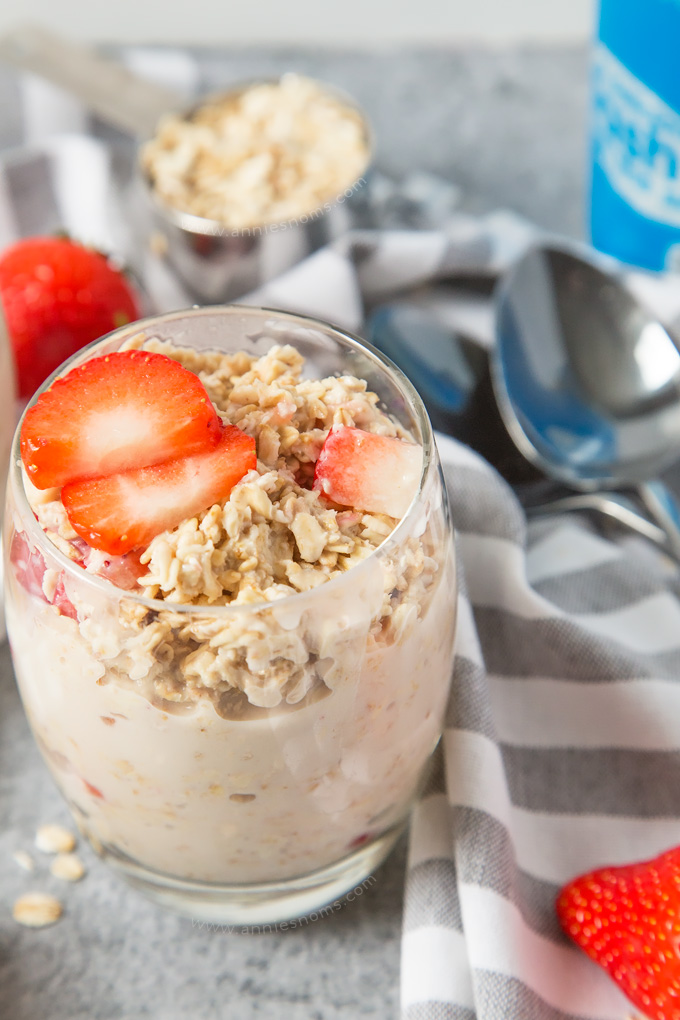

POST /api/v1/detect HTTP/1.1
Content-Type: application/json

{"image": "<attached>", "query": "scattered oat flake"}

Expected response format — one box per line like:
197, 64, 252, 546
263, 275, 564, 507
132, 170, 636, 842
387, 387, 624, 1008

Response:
12, 850, 35, 872
50, 853, 86, 882
35, 824, 76, 854
13, 892, 63, 927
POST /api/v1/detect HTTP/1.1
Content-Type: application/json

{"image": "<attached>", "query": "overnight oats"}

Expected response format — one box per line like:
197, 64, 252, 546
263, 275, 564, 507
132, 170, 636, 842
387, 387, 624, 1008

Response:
4, 306, 456, 923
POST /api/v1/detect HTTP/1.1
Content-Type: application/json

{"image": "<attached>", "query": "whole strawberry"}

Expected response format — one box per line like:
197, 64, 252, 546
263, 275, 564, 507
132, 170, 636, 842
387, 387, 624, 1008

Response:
557, 846, 680, 1020
0, 236, 141, 397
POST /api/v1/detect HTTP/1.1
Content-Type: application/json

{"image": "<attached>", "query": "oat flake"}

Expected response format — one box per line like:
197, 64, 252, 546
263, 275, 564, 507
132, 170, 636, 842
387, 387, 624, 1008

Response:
35, 824, 76, 854
13, 892, 63, 927
50, 853, 86, 882
12, 850, 35, 872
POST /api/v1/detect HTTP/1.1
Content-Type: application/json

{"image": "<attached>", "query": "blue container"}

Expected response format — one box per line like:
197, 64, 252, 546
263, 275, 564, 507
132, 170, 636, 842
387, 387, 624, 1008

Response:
590, 0, 680, 271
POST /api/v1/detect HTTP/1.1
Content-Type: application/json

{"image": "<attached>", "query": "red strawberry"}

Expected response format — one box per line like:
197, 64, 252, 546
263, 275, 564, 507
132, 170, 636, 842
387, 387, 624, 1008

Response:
0, 236, 141, 398
21, 350, 222, 489
557, 846, 680, 1020
52, 577, 78, 620
313, 425, 422, 518
9, 529, 48, 602
9, 530, 77, 619
91, 550, 147, 591
82, 779, 104, 799
62, 424, 256, 555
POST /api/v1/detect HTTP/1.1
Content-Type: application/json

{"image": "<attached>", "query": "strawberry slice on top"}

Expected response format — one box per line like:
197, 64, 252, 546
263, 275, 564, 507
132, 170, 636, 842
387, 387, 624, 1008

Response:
313, 425, 422, 519
62, 424, 257, 555
21, 350, 221, 490
557, 845, 680, 1020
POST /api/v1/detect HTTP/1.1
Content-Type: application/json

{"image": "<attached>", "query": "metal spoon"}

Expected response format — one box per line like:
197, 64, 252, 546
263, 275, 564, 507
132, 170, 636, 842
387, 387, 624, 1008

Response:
367, 303, 669, 548
493, 243, 680, 558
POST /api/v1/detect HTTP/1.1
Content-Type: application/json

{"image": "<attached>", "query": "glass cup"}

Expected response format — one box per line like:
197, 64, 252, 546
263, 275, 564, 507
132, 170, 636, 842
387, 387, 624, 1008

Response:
4, 306, 457, 924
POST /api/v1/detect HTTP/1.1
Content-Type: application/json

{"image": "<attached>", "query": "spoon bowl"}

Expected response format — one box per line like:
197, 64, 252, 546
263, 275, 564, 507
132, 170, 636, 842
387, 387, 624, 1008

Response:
493, 243, 680, 557
366, 299, 674, 550
493, 244, 680, 488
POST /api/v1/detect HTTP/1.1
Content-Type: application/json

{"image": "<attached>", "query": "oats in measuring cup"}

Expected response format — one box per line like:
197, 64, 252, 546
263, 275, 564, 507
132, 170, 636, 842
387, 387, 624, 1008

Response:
141, 74, 370, 228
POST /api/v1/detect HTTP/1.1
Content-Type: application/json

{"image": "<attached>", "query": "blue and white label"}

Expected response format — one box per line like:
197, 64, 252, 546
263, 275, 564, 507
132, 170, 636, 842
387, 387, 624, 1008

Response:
592, 42, 680, 227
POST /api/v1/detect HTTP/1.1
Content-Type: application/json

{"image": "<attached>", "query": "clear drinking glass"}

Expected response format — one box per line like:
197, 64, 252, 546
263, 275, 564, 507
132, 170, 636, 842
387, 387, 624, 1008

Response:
4, 306, 457, 924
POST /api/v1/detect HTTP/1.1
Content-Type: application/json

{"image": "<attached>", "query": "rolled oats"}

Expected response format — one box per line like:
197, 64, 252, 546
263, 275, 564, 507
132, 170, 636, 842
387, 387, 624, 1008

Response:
50, 853, 86, 882
12, 892, 63, 927
12, 850, 35, 872
35, 824, 76, 854
140, 74, 369, 228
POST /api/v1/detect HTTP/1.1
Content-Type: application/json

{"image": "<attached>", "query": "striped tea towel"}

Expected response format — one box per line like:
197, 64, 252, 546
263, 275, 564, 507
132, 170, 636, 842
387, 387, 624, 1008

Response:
403, 433, 680, 1020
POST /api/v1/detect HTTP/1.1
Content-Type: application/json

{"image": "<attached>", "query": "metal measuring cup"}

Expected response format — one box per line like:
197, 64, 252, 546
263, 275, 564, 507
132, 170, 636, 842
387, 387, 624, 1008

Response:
0, 25, 373, 303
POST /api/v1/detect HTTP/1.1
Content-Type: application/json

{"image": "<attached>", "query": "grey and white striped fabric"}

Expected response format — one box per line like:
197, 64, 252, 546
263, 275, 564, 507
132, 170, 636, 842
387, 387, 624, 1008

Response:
403, 435, 680, 1020
8, 49, 680, 1020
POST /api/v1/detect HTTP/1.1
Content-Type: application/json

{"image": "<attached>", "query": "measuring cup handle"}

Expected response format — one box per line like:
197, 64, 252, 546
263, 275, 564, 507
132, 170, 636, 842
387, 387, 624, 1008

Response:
0, 24, 182, 137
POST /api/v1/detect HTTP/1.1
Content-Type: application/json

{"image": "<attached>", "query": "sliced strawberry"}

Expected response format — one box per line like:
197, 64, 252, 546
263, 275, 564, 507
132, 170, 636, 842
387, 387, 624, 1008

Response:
82, 778, 104, 799
10, 529, 48, 602
21, 350, 221, 489
313, 425, 422, 518
52, 577, 78, 620
9, 530, 78, 618
348, 832, 371, 850
557, 845, 680, 1020
62, 424, 257, 555
92, 550, 147, 590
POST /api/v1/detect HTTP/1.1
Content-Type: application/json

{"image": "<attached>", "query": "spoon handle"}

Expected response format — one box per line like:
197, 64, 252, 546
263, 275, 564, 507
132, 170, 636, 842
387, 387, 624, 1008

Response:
637, 480, 680, 562
0, 24, 181, 137
525, 492, 669, 549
